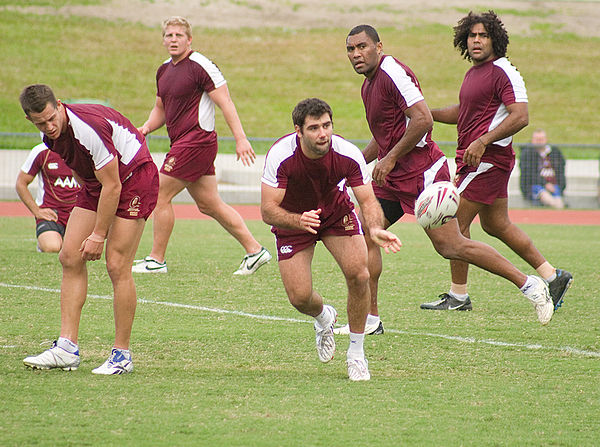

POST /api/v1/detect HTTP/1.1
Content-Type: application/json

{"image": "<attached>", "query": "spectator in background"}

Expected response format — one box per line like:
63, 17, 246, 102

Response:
520, 129, 566, 209
16, 142, 80, 252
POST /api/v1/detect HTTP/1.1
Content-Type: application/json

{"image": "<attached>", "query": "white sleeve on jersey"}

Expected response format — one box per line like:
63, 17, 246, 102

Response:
67, 109, 115, 170
489, 58, 528, 146
262, 134, 296, 188
20, 142, 48, 173
380, 56, 424, 108
331, 135, 372, 185
190, 52, 226, 89
494, 57, 528, 103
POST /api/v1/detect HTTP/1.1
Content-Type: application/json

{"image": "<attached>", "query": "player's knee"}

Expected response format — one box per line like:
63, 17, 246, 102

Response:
37, 232, 63, 253
287, 290, 312, 312
105, 257, 130, 282
58, 248, 82, 269
481, 220, 508, 239
432, 239, 458, 259
345, 267, 370, 287
38, 240, 62, 253
194, 197, 223, 217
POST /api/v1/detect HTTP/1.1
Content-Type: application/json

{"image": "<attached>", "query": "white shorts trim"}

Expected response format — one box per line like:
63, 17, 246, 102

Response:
456, 162, 494, 195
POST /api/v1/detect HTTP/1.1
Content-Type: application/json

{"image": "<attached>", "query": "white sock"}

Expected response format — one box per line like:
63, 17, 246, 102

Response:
57, 337, 79, 354
520, 276, 537, 297
449, 291, 468, 301
347, 332, 365, 360
315, 305, 332, 328
546, 272, 557, 283
366, 314, 380, 326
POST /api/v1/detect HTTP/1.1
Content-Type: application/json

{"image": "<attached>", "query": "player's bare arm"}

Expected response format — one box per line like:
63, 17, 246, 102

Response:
362, 138, 380, 164
79, 158, 121, 261
261, 183, 321, 234
138, 96, 166, 136
372, 99, 433, 186
463, 102, 528, 167
431, 104, 459, 124
352, 183, 402, 253
16, 171, 58, 222
209, 84, 256, 167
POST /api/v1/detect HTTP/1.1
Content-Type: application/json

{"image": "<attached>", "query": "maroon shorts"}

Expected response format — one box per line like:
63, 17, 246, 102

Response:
455, 162, 511, 205
373, 156, 451, 215
274, 210, 363, 261
76, 161, 159, 220
160, 143, 218, 182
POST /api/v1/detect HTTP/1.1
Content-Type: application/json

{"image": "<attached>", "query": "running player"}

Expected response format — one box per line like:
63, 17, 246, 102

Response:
423, 11, 572, 312
132, 16, 270, 275
344, 24, 554, 328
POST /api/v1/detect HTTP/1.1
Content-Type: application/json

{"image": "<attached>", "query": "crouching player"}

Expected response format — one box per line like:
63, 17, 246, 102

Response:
20, 84, 159, 374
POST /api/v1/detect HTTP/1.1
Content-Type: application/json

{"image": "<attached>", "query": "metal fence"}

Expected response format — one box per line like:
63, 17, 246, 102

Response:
2, 132, 599, 208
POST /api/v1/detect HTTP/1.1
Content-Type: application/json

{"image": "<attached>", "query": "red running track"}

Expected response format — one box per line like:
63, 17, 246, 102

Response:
1, 201, 599, 225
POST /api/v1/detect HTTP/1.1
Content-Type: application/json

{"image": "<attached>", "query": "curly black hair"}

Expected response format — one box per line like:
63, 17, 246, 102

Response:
453, 10, 509, 61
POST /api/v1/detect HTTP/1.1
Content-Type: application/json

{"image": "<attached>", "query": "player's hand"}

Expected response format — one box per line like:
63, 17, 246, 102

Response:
79, 233, 105, 261
37, 208, 58, 222
371, 156, 394, 186
137, 125, 150, 136
236, 138, 256, 167
370, 228, 402, 253
299, 208, 322, 234
463, 138, 486, 167
545, 183, 556, 193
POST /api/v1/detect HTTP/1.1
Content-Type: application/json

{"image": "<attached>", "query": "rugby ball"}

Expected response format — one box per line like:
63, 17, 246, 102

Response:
414, 181, 460, 229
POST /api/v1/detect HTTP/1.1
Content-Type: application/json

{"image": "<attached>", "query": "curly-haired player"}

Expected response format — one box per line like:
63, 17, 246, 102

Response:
423, 11, 573, 313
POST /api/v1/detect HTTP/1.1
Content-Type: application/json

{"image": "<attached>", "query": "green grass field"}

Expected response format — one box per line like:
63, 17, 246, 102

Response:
1, 6, 599, 156
1, 217, 599, 446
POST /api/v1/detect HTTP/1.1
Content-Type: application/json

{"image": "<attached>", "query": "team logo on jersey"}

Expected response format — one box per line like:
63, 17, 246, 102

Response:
128, 196, 141, 217
54, 177, 79, 188
280, 245, 292, 254
48, 162, 59, 170
164, 156, 176, 173
342, 214, 355, 231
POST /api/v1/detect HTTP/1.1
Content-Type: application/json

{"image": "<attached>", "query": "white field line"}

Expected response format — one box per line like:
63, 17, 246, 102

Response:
2, 282, 599, 358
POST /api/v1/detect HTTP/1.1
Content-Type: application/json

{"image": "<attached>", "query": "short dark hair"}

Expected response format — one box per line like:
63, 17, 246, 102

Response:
292, 98, 333, 129
347, 24, 380, 44
20, 84, 57, 116
453, 10, 509, 61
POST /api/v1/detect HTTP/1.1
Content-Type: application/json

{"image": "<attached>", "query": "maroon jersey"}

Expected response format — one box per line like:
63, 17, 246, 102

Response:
156, 51, 226, 150
262, 133, 370, 236
539, 148, 557, 185
457, 57, 528, 172
361, 55, 445, 183
21, 142, 80, 224
43, 104, 153, 192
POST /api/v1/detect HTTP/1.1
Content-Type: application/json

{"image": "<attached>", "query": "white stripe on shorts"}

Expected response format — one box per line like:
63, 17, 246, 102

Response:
456, 162, 493, 195
423, 156, 448, 188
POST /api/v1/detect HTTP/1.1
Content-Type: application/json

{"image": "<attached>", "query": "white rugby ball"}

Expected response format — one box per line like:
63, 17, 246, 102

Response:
414, 181, 460, 229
